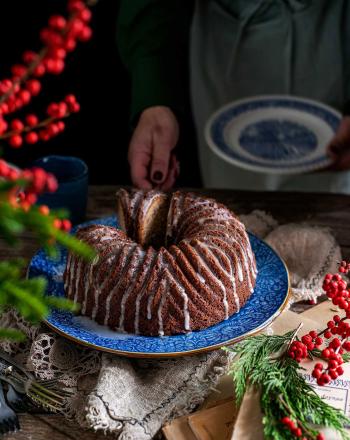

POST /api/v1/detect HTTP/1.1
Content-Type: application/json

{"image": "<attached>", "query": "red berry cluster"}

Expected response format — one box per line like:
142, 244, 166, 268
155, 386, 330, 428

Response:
281, 417, 325, 439
0, 0, 91, 148
0, 78, 41, 115
53, 218, 72, 232
322, 273, 350, 312
281, 417, 303, 437
339, 260, 350, 274
47, 95, 80, 117
288, 331, 323, 363
39, 1, 92, 75
0, 159, 57, 210
312, 358, 344, 385
2, 94, 79, 148
288, 262, 350, 389
39, 205, 72, 232
301, 331, 323, 351
324, 315, 350, 340
281, 262, 350, 439
288, 341, 308, 362
0, 159, 71, 232
309, 314, 349, 385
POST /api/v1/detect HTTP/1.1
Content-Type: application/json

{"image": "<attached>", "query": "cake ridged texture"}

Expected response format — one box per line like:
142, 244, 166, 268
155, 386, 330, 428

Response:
64, 190, 257, 336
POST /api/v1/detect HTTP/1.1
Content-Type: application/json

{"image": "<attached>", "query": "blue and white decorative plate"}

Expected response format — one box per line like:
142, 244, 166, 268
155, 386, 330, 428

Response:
28, 216, 290, 358
205, 95, 341, 174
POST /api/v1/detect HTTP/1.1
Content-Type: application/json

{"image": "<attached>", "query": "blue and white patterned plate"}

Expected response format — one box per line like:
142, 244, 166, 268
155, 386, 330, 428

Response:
205, 95, 341, 174
28, 216, 290, 358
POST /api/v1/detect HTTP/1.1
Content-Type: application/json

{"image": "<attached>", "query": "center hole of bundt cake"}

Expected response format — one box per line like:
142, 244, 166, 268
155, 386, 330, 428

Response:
117, 191, 171, 250
139, 196, 170, 249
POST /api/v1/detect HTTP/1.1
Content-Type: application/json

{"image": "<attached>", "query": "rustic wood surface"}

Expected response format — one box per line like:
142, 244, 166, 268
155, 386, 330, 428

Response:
2, 185, 350, 439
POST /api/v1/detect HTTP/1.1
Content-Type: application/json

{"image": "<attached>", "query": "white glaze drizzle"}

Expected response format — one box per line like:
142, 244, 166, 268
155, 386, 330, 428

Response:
81, 232, 117, 313
157, 278, 168, 336
197, 273, 206, 284
226, 217, 258, 277
129, 190, 144, 213
67, 252, 78, 300
147, 279, 160, 320
206, 226, 253, 292
139, 192, 159, 218
230, 236, 254, 292
207, 242, 241, 314
81, 255, 98, 314
118, 248, 145, 330
99, 235, 116, 242
166, 194, 183, 241
91, 253, 117, 319
199, 223, 253, 284
164, 268, 191, 332
146, 253, 164, 320
134, 251, 157, 334
192, 241, 230, 319
73, 259, 83, 303
197, 242, 232, 318
64, 254, 71, 291
103, 244, 137, 326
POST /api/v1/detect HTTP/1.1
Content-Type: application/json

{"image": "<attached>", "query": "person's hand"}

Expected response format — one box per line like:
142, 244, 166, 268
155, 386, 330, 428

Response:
327, 116, 350, 170
128, 106, 180, 190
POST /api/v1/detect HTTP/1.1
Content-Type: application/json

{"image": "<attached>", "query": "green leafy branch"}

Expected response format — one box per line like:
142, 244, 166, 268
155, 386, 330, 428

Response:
225, 331, 350, 440
0, 179, 95, 340
0, 180, 93, 260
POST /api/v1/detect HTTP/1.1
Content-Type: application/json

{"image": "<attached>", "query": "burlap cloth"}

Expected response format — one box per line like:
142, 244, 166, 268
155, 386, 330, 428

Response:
0, 211, 341, 439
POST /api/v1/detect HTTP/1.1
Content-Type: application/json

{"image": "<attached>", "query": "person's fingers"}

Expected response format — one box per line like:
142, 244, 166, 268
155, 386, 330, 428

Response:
128, 129, 153, 189
150, 137, 173, 185
329, 147, 350, 171
159, 154, 180, 191
150, 119, 179, 185
334, 116, 350, 141
128, 106, 179, 189
129, 149, 153, 189
327, 117, 350, 158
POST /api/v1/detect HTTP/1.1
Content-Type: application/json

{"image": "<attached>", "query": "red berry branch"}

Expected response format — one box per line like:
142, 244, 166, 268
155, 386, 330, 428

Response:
1, 95, 80, 148
280, 393, 326, 440
229, 267, 350, 440
0, 0, 92, 148
0, 1, 96, 344
0, 0, 94, 231
0, 158, 71, 233
269, 260, 350, 439
281, 415, 325, 440
286, 261, 350, 390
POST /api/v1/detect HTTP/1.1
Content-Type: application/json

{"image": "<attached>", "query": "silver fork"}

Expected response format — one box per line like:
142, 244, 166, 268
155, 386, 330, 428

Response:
0, 381, 19, 434
0, 351, 70, 413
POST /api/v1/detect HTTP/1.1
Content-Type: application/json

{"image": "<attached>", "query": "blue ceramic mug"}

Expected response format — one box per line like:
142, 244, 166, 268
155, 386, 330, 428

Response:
32, 155, 88, 224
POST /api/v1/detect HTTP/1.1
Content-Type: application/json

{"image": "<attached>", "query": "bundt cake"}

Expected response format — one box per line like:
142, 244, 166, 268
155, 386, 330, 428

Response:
64, 190, 257, 336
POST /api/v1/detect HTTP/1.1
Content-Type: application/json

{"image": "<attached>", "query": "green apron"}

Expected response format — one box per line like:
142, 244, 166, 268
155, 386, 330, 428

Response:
190, 0, 350, 192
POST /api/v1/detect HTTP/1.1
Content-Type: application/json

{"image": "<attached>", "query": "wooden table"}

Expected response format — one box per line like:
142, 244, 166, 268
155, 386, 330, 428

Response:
3, 186, 350, 440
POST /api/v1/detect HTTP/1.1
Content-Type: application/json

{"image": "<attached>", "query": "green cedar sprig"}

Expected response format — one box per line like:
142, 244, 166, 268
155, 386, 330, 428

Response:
0, 197, 94, 259
0, 186, 95, 340
225, 331, 350, 440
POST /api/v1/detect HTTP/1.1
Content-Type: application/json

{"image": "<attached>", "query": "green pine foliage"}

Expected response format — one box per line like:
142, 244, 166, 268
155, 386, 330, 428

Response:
225, 331, 350, 440
0, 179, 95, 340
